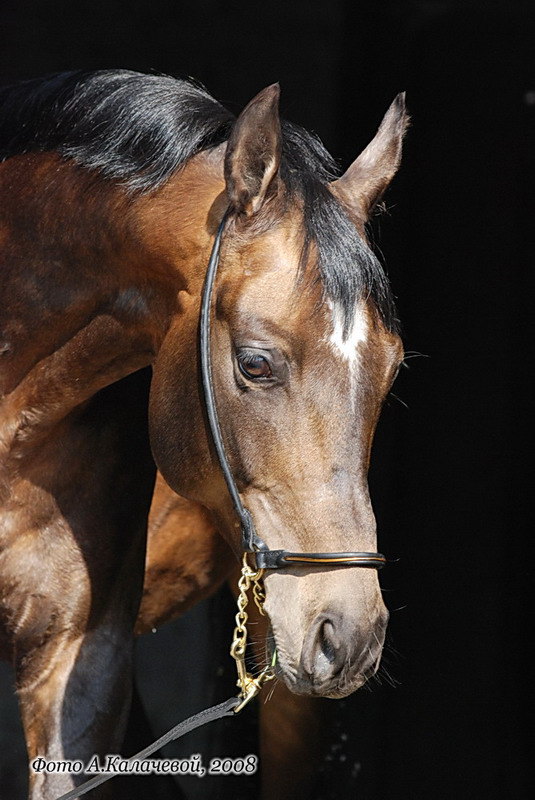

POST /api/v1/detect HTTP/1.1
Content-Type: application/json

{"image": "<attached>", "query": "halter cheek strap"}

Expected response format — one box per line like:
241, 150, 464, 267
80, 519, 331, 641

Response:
199, 213, 386, 571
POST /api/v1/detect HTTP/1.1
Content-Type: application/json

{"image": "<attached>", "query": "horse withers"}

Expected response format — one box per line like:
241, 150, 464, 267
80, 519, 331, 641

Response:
0, 71, 407, 798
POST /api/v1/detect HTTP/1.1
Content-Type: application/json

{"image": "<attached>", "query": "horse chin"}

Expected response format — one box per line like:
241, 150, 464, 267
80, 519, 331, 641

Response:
287, 677, 367, 700
270, 653, 376, 699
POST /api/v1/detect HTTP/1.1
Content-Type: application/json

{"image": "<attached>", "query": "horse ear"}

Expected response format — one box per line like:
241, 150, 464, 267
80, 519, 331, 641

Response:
224, 83, 282, 217
332, 93, 409, 221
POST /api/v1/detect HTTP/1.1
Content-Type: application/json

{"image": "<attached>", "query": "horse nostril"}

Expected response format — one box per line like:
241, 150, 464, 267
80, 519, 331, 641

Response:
301, 614, 347, 682
319, 619, 339, 664
299, 611, 387, 690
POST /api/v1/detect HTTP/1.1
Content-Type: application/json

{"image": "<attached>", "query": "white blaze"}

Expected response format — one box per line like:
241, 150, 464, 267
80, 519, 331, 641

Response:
328, 301, 368, 365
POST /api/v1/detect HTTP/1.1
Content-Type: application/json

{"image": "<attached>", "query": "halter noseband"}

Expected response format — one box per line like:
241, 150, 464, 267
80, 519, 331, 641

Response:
199, 213, 386, 571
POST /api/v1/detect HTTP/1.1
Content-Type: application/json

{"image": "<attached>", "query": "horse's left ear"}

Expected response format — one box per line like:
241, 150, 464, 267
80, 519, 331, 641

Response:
224, 83, 282, 217
332, 93, 409, 221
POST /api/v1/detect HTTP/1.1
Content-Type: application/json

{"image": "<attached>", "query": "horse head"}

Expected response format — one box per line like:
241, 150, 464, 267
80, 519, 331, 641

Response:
149, 84, 408, 698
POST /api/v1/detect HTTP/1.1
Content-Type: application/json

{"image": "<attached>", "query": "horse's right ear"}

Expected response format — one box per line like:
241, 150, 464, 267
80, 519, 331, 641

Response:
224, 84, 282, 217
331, 93, 409, 221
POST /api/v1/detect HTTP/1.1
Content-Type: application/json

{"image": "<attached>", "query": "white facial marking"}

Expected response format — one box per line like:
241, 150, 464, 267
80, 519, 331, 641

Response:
328, 301, 368, 365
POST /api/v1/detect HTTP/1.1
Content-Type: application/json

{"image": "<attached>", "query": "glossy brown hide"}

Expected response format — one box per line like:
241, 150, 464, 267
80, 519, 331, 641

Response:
0, 142, 268, 798
137, 473, 325, 800
0, 154, 178, 798
136, 473, 235, 633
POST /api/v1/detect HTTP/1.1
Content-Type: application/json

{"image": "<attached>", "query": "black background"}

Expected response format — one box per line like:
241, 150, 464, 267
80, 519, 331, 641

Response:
0, 1, 533, 799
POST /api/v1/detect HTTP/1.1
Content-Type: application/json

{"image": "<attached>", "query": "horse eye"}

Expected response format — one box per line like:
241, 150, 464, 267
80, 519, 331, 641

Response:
237, 352, 272, 380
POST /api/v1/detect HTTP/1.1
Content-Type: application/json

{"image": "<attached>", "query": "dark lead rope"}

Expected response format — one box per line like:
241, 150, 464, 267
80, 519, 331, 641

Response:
199, 211, 387, 571
54, 698, 239, 800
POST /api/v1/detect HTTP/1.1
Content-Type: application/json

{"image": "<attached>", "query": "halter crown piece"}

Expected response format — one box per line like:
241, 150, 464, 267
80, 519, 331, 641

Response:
199, 212, 387, 572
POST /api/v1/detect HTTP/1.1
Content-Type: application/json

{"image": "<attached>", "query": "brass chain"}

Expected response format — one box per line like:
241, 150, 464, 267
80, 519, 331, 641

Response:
230, 553, 275, 713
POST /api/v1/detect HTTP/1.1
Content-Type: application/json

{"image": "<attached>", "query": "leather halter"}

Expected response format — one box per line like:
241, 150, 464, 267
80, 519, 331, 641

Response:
199, 213, 386, 571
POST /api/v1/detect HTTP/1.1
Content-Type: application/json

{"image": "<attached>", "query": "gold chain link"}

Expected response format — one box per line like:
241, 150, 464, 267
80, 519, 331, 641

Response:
230, 553, 275, 713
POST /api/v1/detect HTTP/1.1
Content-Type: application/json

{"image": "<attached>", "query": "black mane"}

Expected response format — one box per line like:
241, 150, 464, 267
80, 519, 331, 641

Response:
0, 70, 234, 190
0, 70, 395, 331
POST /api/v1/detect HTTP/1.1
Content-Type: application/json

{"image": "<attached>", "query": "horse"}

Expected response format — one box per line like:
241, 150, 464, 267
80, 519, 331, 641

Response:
0, 69, 408, 799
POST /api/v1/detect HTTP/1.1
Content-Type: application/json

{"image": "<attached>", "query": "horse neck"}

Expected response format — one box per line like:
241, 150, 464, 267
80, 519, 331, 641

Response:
127, 146, 227, 296
0, 149, 222, 381
0, 149, 224, 467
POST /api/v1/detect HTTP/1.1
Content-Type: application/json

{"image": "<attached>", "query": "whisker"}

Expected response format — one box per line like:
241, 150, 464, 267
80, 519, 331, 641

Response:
376, 662, 399, 688
388, 391, 409, 409
383, 635, 404, 661
402, 350, 430, 362
372, 631, 383, 649
266, 682, 276, 703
